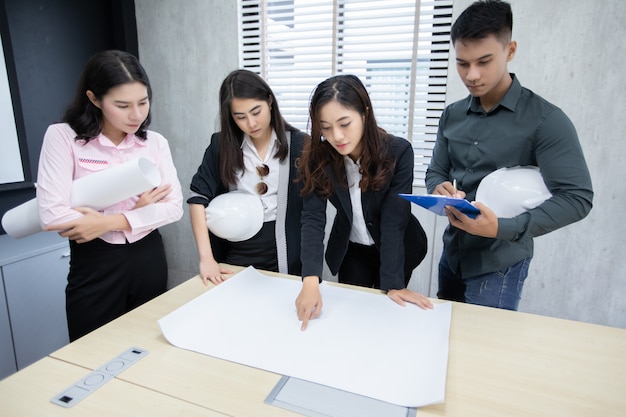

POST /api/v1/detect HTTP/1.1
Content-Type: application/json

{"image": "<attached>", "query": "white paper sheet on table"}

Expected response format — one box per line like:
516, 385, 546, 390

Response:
158, 267, 452, 407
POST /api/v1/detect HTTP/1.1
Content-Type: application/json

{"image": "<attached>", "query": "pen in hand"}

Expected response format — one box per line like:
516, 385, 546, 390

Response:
452, 179, 457, 196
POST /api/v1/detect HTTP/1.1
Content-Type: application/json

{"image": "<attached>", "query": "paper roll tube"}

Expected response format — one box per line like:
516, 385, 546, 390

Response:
1, 198, 42, 239
1, 157, 161, 239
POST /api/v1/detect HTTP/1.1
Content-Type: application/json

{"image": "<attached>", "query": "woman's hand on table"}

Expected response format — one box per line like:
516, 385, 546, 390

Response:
387, 288, 434, 309
199, 258, 233, 286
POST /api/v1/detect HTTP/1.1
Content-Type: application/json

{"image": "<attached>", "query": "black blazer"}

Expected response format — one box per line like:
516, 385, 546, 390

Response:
188, 129, 305, 275
300, 136, 427, 290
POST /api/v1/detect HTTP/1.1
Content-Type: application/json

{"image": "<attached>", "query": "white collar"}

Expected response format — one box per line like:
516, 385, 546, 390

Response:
241, 129, 278, 161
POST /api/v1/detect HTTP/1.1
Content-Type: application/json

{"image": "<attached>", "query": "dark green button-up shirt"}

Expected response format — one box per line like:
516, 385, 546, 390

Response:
426, 74, 593, 278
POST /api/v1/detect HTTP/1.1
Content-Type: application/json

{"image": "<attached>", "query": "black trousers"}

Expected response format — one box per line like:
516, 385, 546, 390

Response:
338, 241, 412, 289
338, 241, 381, 289
226, 221, 278, 272
66, 230, 167, 341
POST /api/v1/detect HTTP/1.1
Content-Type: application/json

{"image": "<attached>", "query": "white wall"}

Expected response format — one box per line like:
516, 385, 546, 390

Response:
136, 0, 626, 329
0, 33, 23, 184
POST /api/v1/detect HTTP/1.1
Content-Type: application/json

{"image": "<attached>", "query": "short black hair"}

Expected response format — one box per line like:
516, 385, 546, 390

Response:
451, 0, 513, 46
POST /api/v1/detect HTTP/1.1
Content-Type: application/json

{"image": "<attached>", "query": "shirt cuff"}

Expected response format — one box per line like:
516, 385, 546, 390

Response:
496, 213, 530, 241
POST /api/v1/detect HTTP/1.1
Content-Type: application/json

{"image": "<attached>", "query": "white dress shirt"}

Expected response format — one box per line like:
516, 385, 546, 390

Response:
236, 131, 280, 222
344, 156, 374, 245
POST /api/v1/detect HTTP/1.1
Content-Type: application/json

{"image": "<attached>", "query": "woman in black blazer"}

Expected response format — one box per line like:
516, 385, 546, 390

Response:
188, 70, 305, 284
296, 74, 432, 330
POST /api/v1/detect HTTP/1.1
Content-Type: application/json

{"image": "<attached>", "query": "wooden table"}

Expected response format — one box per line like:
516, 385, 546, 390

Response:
2, 266, 625, 416
0, 356, 226, 416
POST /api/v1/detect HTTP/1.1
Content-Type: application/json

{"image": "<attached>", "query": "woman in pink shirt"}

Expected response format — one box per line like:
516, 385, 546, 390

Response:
36, 50, 183, 341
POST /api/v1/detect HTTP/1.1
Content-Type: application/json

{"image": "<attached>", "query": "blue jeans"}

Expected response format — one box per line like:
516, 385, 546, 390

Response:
437, 252, 531, 311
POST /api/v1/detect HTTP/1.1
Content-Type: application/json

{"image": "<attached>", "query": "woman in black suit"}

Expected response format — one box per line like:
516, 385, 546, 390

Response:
296, 74, 432, 330
188, 70, 305, 284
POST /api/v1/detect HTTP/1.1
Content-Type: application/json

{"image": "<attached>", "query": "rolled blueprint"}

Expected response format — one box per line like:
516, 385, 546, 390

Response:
1, 157, 161, 239
1, 198, 41, 239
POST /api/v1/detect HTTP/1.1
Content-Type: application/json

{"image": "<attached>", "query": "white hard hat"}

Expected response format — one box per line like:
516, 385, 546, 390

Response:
205, 192, 264, 242
476, 166, 552, 218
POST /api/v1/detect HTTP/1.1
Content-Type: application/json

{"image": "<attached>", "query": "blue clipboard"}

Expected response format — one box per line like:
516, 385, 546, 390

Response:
399, 194, 480, 219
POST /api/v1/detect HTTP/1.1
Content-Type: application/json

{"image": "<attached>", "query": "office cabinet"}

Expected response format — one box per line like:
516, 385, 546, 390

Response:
0, 281, 15, 379
0, 232, 70, 379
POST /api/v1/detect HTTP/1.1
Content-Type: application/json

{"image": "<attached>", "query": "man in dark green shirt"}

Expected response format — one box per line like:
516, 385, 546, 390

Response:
425, 0, 593, 310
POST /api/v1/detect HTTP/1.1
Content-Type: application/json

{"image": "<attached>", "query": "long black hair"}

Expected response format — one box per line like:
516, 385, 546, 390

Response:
218, 69, 295, 186
62, 50, 152, 141
299, 74, 394, 196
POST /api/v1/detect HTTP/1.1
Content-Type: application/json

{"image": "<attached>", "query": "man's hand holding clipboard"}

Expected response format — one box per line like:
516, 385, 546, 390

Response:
399, 194, 480, 218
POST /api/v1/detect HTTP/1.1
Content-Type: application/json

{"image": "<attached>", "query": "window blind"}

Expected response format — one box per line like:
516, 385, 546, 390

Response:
239, 0, 453, 185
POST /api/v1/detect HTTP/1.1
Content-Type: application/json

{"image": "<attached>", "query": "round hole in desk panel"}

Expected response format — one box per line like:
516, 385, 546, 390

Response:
84, 373, 106, 386
105, 360, 126, 372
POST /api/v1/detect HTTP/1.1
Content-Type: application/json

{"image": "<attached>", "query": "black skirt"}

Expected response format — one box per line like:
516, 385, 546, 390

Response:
226, 221, 278, 272
66, 229, 167, 341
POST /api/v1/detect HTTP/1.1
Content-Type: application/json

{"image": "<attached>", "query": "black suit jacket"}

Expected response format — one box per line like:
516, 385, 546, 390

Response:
189, 129, 305, 275
300, 136, 427, 290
